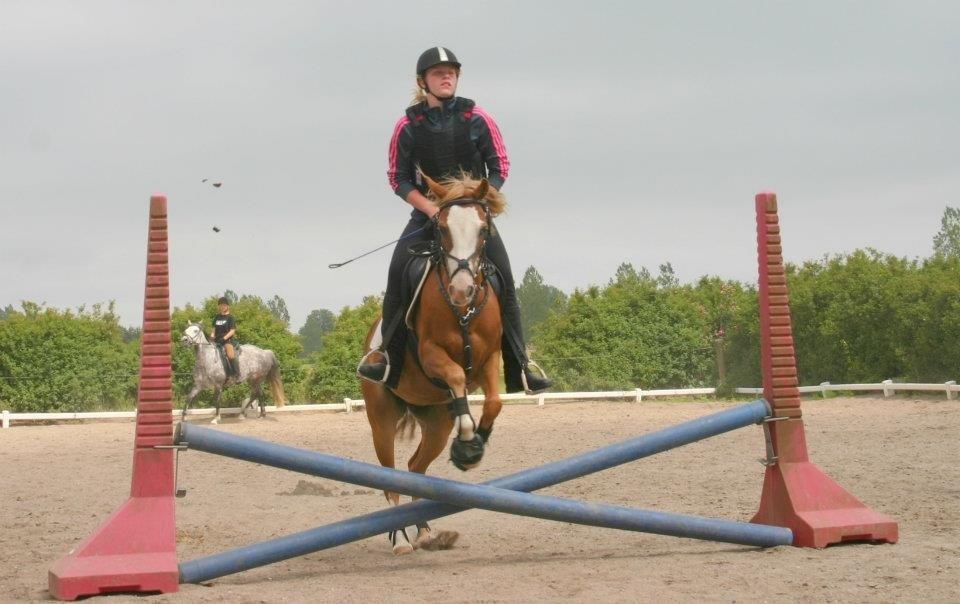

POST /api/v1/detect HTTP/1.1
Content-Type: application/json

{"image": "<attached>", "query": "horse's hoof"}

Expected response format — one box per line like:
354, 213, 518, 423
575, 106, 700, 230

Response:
390, 529, 414, 555
237, 414, 245, 421
450, 435, 484, 471
477, 425, 493, 443
416, 529, 459, 551
210, 418, 219, 425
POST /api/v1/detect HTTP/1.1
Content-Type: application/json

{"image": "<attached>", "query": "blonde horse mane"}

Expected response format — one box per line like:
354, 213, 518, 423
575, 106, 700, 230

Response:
422, 170, 507, 216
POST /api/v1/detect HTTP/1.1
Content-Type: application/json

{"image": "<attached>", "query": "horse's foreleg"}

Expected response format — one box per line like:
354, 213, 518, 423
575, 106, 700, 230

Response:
181, 385, 202, 422
477, 350, 504, 444
421, 344, 482, 471
238, 395, 251, 420
210, 387, 223, 425
407, 407, 459, 551
421, 343, 472, 435
251, 381, 265, 418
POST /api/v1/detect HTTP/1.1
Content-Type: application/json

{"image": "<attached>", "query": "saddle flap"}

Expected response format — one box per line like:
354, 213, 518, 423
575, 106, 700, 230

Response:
216, 343, 240, 373
403, 256, 433, 329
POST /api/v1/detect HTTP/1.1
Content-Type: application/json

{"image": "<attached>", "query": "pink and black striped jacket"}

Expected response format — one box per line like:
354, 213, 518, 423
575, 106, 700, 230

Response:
387, 96, 510, 202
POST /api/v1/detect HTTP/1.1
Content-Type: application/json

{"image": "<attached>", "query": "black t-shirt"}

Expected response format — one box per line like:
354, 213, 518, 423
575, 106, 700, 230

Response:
213, 314, 236, 342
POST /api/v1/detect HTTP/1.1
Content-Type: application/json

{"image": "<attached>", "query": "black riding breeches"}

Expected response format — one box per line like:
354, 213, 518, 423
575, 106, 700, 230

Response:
381, 215, 433, 387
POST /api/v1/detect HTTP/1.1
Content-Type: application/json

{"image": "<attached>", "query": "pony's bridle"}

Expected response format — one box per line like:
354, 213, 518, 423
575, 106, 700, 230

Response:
432, 199, 493, 374
433, 199, 492, 286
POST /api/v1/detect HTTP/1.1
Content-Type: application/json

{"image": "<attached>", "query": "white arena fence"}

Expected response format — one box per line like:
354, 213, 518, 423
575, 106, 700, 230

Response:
2, 379, 956, 429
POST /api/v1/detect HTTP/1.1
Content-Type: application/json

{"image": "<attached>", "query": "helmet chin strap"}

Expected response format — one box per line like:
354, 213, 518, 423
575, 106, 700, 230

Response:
419, 77, 456, 103
427, 90, 455, 102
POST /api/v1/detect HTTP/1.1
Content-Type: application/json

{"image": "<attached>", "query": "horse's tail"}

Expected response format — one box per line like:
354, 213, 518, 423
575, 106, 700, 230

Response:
394, 398, 417, 441
268, 353, 287, 408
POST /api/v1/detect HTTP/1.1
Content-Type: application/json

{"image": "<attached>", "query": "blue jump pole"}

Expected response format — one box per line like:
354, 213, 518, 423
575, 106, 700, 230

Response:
178, 400, 791, 584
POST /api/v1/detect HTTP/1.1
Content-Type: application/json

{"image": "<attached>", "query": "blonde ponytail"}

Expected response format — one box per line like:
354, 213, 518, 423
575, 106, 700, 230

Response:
410, 85, 427, 106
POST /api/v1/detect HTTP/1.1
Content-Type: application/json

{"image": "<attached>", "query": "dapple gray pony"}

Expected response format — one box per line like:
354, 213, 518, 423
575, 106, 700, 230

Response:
180, 322, 287, 424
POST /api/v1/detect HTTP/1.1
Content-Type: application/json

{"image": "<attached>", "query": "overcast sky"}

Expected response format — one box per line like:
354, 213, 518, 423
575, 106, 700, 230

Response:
2, 1, 958, 329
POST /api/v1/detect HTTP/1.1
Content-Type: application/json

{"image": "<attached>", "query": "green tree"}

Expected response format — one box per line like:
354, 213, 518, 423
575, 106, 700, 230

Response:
516, 266, 567, 342
933, 206, 960, 258
683, 277, 753, 388
121, 326, 141, 343
655, 262, 679, 289
305, 296, 381, 402
786, 250, 914, 384
267, 295, 291, 326
298, 309, 336, 356
897, 254, 960, 381
0, 302, 139, 412
532, 277, 712, 391
720, 287, 761, 391
609, 262, 652, 286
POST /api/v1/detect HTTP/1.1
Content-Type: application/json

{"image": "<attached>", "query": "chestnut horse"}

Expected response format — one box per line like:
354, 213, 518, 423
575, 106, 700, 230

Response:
360, 174, 506, 555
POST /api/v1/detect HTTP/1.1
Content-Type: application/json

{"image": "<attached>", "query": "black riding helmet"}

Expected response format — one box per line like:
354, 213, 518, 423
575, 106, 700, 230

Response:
417, 47, 461, 99
416, 46, 461, 76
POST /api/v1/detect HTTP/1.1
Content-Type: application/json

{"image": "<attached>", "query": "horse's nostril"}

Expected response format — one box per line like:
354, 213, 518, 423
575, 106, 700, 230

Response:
466, 285, 475, 298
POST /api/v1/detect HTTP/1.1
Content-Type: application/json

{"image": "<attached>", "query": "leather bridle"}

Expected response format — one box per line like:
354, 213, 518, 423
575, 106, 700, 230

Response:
431, 199, 493, 374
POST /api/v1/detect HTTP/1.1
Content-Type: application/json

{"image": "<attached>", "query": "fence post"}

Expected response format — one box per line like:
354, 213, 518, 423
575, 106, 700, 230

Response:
819, 381, 830, 398
634, 388, 643, 403
945, 381, 956, 400
343, 398, 352, 413
2, 410, 9, 429
537, 393, 546, 407
882, 379, 893, 397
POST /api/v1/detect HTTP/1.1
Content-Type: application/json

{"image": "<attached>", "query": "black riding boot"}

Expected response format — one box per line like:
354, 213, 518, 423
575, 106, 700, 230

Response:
486, 228, 553, 394
357, 291, 409, 388
230, 356, 240, 378
357, 215, 432, 387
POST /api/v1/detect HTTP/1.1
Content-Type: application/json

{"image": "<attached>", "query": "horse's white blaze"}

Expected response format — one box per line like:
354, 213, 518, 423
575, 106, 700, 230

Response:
445, 205, 484, 297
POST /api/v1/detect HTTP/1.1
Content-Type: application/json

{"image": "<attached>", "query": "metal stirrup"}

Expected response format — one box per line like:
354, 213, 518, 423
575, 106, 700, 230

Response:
520, 361, 550, 394
357, 349, 391, 384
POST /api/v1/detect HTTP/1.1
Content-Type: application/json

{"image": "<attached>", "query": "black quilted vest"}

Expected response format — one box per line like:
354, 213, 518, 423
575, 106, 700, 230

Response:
405, 97, 486, 183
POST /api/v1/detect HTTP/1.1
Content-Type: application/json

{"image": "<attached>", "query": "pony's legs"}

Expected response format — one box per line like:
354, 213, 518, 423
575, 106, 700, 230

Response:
210, 387, 223, 425
406, 406, 460, 551
181, 385, 202, 422
238, 396, 251, 419
239, 381, 262, 420
477, 351, 504, 440
251, 381, 265, 418
420, 342, 475, 440
363, 385, 414, 555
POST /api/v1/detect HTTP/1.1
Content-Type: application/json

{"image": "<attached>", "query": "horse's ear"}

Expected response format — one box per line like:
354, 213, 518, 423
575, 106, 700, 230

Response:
422, 172, 448, 200
473, 178, 489, 201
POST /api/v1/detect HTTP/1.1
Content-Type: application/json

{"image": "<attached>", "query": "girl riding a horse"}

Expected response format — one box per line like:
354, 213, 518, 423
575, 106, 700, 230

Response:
211, 296, 239, 377
358, 46, 552, 396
